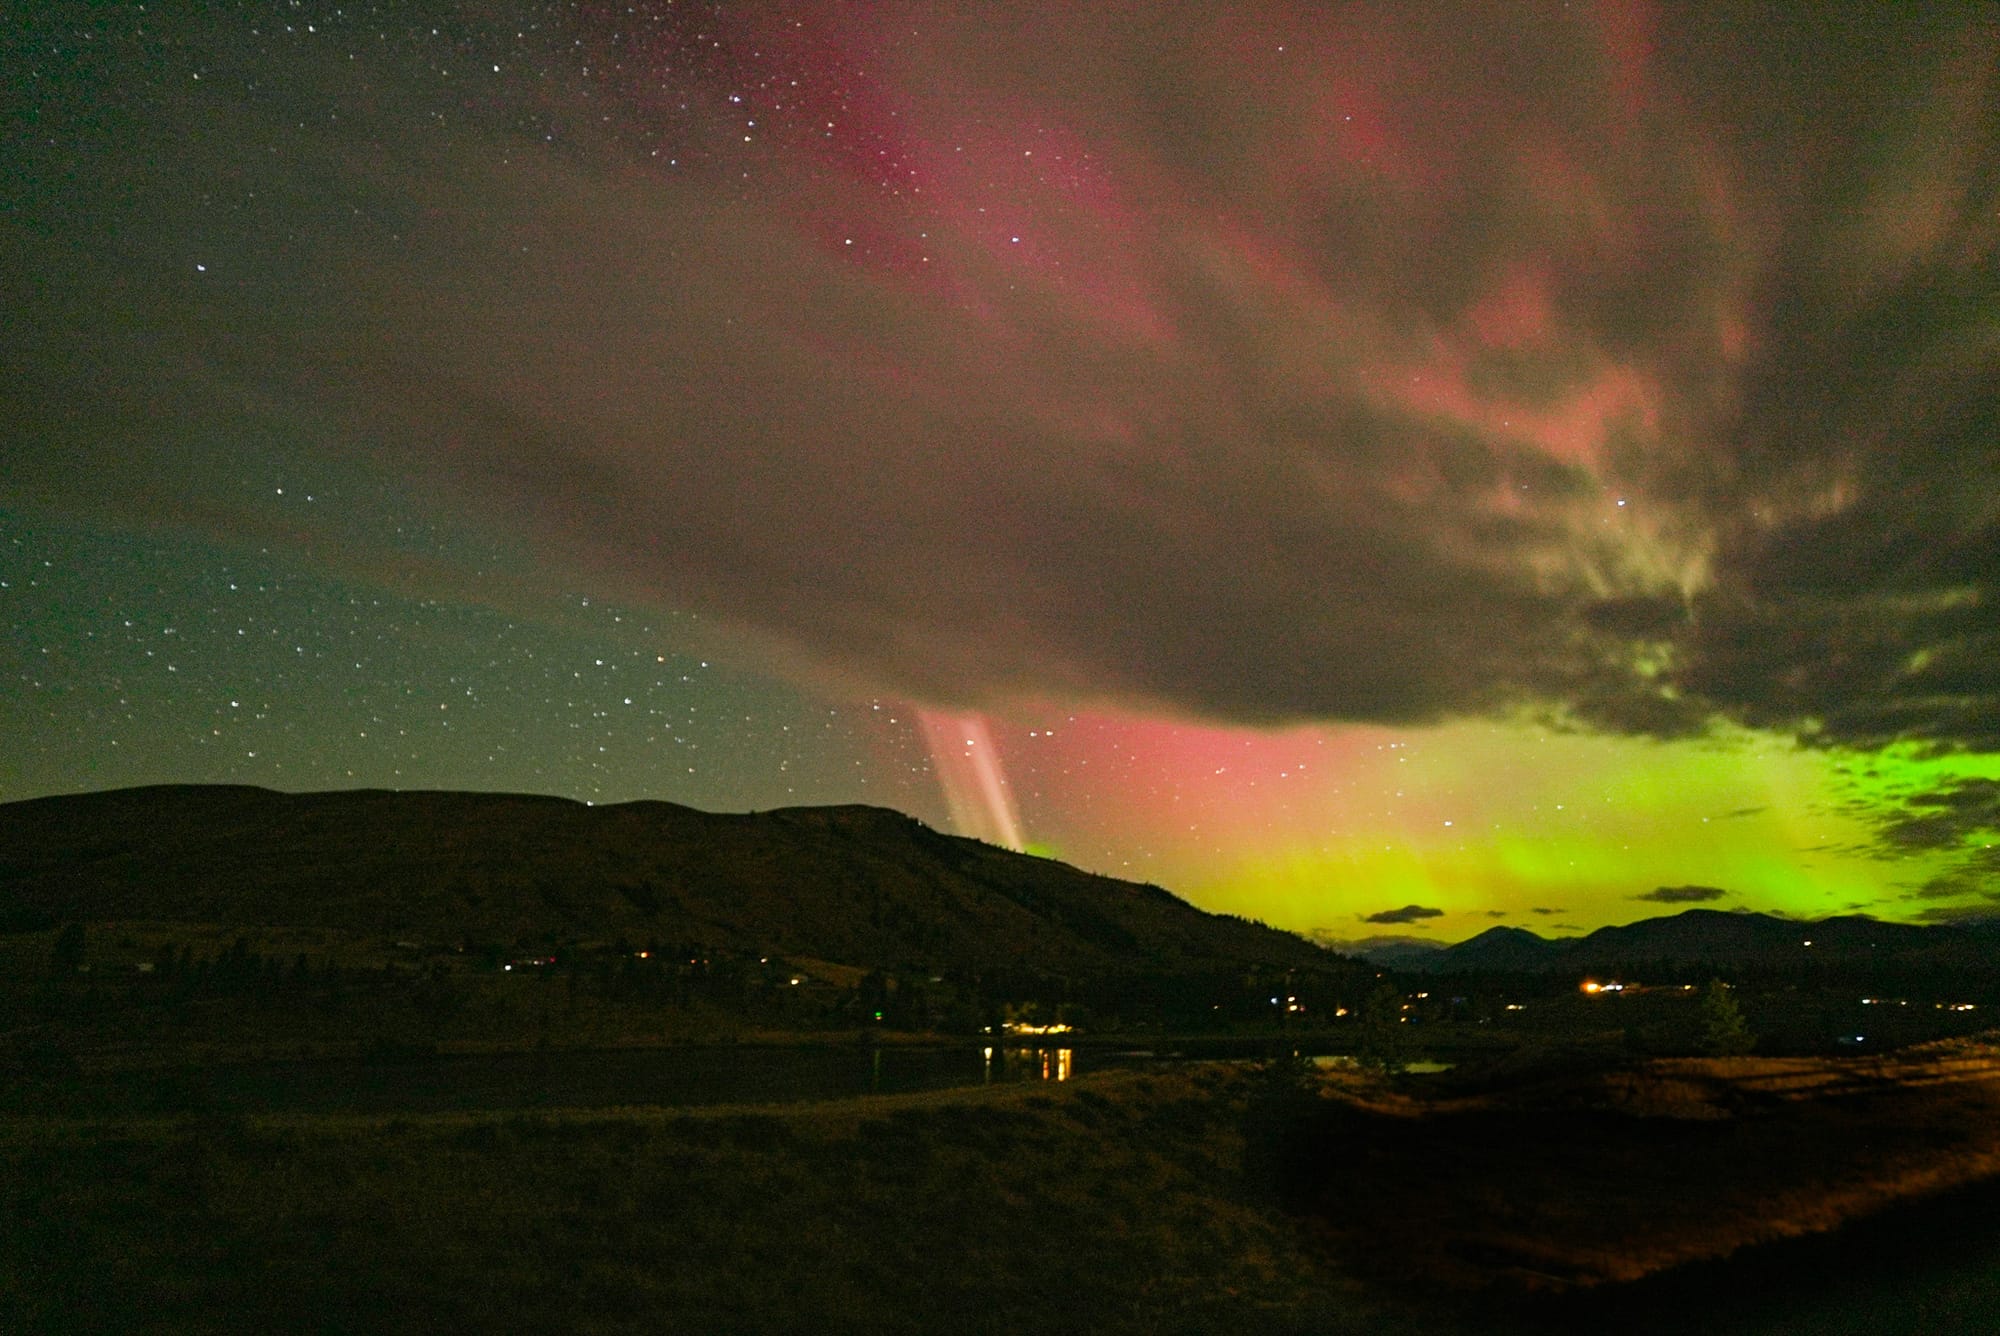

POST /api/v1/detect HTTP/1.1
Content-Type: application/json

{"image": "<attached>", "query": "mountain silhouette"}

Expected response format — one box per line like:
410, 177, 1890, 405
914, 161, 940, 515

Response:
1405, 908, 1998, 974
0, 785, 1338, 978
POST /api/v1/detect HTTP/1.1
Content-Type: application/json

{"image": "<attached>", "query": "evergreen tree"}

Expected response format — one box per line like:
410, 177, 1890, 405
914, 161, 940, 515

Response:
1699, 979, 1756, 1056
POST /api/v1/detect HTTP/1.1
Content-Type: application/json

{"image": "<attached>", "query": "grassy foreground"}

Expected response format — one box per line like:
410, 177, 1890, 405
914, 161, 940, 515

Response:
0, 1065, 1407, 1336
11, 1041, 2000, 1333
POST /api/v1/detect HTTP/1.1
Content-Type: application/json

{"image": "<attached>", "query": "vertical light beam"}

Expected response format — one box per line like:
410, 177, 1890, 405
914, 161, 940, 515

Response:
916, 708, 1024, 850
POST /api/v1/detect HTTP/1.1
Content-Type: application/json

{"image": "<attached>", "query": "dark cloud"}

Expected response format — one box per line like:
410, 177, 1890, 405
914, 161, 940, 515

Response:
1658, 8, 2000, 753
1874, 780, 2000, 852
1363, 904, 1446, 926
1912, 867, 2000, 903
1848, 777, 2000, 903
1531, 907, 1565, 916
2, 3, 1995, 746
1635, 884, 1731, 904
1486, 909, 1509, 918
1914, 904, 2000, 925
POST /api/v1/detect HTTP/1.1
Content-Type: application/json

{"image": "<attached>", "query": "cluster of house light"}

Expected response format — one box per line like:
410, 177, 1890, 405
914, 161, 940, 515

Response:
1860, 998, 1977, 1011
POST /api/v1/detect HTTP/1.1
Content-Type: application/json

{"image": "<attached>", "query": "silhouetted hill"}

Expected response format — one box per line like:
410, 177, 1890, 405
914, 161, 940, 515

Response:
1436, 925, 1561, 972
1409, 908, 1996, 975
0, 785, 1336, 978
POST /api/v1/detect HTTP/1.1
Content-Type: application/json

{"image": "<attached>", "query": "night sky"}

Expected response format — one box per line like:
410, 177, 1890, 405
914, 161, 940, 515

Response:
5, 2, 1999, 941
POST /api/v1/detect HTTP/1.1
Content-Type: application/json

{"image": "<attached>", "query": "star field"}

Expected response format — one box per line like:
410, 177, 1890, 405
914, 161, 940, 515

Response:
2, 510, 935, 813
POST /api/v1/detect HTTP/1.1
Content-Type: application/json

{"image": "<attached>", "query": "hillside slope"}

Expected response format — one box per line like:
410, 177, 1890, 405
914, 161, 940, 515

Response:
0, 785, 1336, 977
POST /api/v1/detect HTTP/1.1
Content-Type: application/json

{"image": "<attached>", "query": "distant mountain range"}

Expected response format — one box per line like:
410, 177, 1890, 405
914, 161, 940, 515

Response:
0, 785, 1338, 980
1329, 909, 2000, 975
1305, 932, 1446, 970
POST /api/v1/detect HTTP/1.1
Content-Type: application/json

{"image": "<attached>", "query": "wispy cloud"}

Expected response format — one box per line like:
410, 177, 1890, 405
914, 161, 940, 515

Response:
3, 3, 1994, 752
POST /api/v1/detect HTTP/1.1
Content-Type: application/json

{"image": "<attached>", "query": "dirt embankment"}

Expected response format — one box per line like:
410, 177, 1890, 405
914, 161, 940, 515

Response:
1284, 1036, 2000, 1295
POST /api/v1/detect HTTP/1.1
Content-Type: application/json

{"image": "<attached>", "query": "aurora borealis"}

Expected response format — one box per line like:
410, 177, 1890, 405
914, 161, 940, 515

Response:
5, 2, 1999, 940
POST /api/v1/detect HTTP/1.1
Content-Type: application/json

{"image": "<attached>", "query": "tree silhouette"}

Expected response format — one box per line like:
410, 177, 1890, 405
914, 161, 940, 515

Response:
1355, 982, 1410, 1073
1699, 979, 1755, 1056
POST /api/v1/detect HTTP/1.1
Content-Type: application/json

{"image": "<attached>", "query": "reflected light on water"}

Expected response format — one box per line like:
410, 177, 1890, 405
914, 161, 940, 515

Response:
984, 1048, 1080, 1080
1014, 1047, 1073, 1081
979, 1045, 1078, 1086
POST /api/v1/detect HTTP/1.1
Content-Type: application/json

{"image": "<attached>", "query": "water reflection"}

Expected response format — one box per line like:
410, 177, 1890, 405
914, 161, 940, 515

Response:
980, 1046, 1073, 1084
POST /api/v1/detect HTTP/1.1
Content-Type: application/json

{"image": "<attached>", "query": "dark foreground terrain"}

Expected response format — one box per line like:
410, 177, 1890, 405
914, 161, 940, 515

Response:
1288, 1039, 2000, 1294
10, 1040, 2000, 1334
